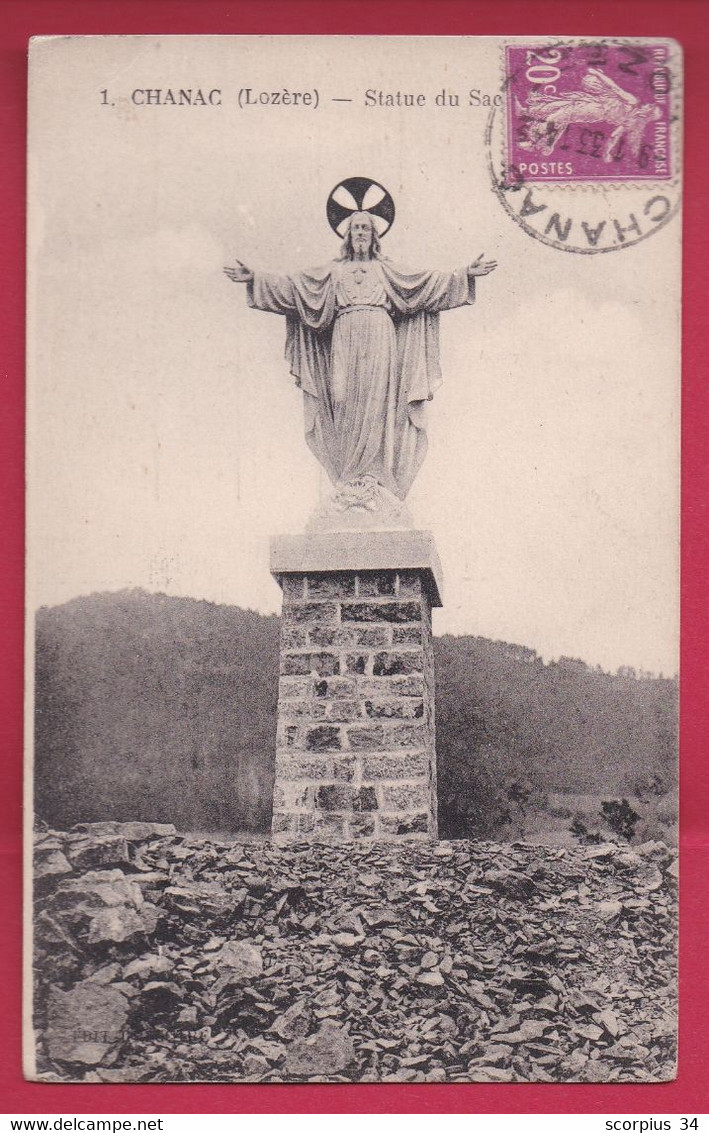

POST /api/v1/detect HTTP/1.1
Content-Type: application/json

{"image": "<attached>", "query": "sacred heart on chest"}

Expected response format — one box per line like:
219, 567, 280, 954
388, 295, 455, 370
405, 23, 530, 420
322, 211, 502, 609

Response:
341, 262, 384, 306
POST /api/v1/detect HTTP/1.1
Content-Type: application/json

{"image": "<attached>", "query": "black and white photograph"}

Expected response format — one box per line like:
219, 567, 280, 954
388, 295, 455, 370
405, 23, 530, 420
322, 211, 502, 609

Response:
26, 34, 681, 1085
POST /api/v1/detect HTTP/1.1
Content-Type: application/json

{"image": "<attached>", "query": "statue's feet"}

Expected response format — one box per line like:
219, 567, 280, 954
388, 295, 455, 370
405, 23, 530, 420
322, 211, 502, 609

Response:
306, 476, 415, 533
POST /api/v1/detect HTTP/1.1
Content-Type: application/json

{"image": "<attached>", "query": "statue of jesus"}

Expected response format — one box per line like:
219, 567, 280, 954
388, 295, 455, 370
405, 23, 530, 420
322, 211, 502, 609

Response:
225, 207, 496, 525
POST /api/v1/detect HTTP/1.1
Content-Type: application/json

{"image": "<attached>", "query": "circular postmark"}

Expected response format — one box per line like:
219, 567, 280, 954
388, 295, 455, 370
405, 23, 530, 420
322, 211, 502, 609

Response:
486, 38, 682, 254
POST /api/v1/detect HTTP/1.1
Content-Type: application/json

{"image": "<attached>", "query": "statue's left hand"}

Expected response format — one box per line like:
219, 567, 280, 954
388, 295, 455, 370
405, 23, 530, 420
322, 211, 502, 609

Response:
468, 254, 498, 278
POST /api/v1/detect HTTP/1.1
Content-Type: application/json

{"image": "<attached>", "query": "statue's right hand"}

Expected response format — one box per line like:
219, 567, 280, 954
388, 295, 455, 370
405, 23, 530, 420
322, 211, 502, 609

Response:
224, 260, 254, 283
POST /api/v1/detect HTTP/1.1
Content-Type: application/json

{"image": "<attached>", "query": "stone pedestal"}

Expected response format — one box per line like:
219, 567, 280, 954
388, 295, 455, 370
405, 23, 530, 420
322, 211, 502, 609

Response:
269, 530, 443, 842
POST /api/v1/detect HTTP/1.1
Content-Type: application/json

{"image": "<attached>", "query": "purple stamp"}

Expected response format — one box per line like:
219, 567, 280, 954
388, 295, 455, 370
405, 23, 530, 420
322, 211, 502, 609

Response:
487, 39, 681, 253
505, 42, 673, 183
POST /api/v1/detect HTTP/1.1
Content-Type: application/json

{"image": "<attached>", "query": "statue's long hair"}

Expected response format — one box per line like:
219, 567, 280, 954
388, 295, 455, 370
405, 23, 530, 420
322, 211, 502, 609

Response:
337, 214, 383, 260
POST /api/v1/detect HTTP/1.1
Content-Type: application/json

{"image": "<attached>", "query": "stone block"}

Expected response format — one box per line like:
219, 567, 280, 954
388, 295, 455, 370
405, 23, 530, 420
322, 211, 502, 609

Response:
350, 722, 423, 751
305, 725, 342, 752
397, 571, 423, 598
380, 812, 430, 836
282, 575, 307, 601
381, 783, 431, 811
356, 675, 425, 698
306, 574, 356, 599
281, 652, 340, 677
357, 571, 397, 597
294, 813, 317, 836
309, 653, 341, 676
316, 783, 353, 811
341, 602, 422, 624
390, 674, 426, 697
280, 700, 327, 720
362, 753, 428, 780
282, 784, 315, 810
284, 602, 338, 626
326, 700, 361, 723
281, 627, 308, 649
279, 653, 311, 676
392, 626, 423, 645
351, 626, 390, 647
345, 653, 369, 675
272, 813, 294, 835
347, 724, 388, 751
275, 755, 330, 780
279, 677, 314, 700
307, 627, 337, 647
306, 626, 392, 649
349, 814, 376, 838
364, 699, 424, 720
353, 786, 378, 812
387, 724, 425, 749
314, 677, 356, 699
373, 651, 424, 676
312, 813, 346, 838
278, 723, 299, 748
331, 757, 356, 781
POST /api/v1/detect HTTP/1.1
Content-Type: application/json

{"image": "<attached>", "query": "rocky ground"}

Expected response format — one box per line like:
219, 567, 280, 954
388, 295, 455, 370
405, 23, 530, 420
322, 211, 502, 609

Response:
32, 823, 677, 1084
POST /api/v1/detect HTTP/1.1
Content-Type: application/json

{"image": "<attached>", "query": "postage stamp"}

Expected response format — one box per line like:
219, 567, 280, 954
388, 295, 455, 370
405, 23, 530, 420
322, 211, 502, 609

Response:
505, 41, 674, 184
487, 38, 682, 254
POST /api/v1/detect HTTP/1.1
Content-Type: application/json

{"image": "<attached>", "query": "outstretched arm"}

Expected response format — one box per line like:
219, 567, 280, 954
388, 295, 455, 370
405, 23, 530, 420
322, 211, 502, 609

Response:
384, 253, 497, 315
225, 260, 335, 326
225, 259, 303, 315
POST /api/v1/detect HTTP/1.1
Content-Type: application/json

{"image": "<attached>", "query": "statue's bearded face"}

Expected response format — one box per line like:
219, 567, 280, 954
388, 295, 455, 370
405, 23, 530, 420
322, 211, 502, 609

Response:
349, 212, 374, 257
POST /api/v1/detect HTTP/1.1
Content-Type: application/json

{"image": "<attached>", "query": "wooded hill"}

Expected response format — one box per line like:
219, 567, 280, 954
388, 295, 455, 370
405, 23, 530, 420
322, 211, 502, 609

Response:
34, 591, 677, 839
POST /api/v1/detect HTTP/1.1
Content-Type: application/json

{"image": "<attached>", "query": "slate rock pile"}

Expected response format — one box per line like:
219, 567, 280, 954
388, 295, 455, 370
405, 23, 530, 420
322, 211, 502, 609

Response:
33, 822, 677, 1083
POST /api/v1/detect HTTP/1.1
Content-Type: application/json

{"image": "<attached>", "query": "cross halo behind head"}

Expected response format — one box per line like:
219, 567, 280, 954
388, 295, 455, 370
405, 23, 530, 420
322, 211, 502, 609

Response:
326, 177, 395, 238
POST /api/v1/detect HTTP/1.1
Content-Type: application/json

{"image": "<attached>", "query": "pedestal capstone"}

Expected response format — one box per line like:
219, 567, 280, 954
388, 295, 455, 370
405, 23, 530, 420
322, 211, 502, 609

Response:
270, 529, 442, 842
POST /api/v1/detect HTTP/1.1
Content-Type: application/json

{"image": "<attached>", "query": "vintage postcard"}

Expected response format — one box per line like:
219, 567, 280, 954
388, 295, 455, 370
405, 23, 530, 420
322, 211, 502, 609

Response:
26, 35, 681, 1084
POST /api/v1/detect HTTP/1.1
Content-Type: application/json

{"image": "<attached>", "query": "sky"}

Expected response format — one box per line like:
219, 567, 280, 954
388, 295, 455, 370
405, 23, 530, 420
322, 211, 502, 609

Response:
26, 36, 680, 674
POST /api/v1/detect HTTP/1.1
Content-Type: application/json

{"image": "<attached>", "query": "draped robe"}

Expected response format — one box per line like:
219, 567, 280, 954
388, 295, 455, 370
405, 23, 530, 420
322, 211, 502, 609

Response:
247, 257, 475, 500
